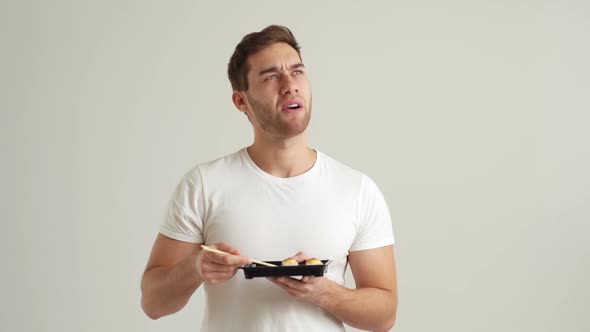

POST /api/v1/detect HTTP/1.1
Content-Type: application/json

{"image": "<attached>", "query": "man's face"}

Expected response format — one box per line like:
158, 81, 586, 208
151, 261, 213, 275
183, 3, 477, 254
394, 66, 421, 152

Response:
237, 42, 312, 139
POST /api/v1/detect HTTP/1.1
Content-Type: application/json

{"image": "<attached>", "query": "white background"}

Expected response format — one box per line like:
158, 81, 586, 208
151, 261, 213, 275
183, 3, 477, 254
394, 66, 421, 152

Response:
2, 1, 589, 331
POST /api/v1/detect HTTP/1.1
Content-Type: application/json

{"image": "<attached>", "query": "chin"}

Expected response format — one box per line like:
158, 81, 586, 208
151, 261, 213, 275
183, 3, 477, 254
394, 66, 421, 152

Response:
283, 121, 310, 137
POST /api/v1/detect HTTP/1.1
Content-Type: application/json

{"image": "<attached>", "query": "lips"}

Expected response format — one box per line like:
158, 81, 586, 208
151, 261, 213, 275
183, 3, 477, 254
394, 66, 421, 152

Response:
281, 99, 304, 112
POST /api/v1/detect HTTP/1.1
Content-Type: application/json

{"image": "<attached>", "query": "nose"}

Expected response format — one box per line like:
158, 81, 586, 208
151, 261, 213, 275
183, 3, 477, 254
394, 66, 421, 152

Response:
279, 73, 298, 95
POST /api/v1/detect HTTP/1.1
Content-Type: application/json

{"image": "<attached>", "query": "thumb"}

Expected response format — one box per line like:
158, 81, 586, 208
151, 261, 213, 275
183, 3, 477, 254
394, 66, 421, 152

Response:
212, 242, 241, 256
292, 251, 307, 263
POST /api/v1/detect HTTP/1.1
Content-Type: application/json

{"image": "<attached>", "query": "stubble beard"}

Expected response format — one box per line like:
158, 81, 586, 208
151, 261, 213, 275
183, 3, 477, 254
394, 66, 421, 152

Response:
247, 95, 312, 139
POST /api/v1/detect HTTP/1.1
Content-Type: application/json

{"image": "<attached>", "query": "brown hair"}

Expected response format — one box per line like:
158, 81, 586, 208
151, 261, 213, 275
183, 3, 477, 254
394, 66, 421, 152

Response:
228, 25, 301, 91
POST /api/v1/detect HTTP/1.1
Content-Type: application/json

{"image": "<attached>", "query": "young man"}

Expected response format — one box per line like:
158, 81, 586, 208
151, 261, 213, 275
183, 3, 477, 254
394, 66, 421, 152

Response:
141, 25, 397, 332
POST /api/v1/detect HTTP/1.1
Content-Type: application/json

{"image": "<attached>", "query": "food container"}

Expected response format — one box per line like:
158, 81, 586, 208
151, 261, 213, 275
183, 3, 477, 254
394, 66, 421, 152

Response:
241, 260, 332, 279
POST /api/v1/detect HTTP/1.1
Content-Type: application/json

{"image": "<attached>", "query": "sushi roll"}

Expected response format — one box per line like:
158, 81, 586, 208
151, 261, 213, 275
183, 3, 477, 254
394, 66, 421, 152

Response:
281, 258, 299, 266
305, 258, 322, 265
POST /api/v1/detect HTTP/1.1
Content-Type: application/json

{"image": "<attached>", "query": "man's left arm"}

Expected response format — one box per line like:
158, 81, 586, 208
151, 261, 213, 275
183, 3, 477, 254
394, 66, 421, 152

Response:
269, 245, 397, 332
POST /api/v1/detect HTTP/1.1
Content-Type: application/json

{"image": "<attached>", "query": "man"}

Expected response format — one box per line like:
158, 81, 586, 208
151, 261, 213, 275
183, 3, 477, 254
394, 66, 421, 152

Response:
141, 25, 397, 332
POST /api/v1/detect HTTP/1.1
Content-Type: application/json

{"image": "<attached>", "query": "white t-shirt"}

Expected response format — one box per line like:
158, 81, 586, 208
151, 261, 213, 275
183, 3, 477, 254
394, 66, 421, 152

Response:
160, 148, 395, 332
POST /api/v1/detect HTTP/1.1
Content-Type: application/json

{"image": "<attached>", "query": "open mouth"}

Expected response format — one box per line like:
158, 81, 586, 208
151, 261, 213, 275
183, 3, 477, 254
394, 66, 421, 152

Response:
283, 100, 303, 111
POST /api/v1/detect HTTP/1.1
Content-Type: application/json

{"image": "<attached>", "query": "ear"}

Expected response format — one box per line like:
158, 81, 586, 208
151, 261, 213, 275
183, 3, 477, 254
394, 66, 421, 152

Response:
232, 91, 248, 113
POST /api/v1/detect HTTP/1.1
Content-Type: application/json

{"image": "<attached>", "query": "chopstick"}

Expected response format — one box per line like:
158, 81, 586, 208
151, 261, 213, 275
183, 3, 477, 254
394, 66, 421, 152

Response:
201, 245, 277, 267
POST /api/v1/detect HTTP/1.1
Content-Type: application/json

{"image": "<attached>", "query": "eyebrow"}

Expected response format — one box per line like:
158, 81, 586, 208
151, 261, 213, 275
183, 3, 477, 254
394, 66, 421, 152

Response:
258, 63, 305, 76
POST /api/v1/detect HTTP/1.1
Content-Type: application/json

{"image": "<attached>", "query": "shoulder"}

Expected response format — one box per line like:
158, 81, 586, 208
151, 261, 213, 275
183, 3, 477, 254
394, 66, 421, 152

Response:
177, 148, 246, 186
188, 148, 245, 174
317, 151, 387, 205
318, 151, 373, 187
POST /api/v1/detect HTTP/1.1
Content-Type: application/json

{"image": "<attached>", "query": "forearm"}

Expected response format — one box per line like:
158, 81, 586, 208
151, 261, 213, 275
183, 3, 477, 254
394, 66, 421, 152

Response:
141, 253, 203, 319
320, 283, 397, 332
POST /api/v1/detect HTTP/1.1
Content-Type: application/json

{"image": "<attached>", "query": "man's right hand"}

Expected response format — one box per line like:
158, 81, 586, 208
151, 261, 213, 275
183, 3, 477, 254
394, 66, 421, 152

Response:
195, 242, 250, 285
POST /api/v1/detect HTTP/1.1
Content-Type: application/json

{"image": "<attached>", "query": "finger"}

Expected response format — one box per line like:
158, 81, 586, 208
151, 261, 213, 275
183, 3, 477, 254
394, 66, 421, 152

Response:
202, 270, 238, 282
202, 261, 241, 273
267, 278, 305, 297
207, 275, 237, 285
212, 242, 241, 255
274, 276, 306, 290
206, 251, 250, 266
300, 276, 322, 284
267, 277, 296, 291
290, 252, 307, 263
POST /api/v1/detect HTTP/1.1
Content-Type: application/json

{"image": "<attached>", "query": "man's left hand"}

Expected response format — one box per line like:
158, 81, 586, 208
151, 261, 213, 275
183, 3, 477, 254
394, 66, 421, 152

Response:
266, 252, 335, 306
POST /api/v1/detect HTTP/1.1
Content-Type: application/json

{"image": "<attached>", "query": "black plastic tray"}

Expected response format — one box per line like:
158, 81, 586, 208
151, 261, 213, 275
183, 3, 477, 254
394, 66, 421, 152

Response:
241, 260, 331, 279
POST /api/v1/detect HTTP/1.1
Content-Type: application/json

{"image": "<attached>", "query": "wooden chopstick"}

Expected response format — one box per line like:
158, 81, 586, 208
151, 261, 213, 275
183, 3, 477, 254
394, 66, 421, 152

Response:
201, 245, 277, 267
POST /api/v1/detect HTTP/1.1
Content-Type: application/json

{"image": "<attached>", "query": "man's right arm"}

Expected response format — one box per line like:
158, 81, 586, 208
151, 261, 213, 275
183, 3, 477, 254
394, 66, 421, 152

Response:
140, 234, 249, 320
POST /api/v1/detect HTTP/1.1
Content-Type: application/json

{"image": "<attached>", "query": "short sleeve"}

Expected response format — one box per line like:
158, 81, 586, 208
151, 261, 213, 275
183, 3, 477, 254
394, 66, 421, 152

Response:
350, 174, 395, 251
159, 167, 206, 243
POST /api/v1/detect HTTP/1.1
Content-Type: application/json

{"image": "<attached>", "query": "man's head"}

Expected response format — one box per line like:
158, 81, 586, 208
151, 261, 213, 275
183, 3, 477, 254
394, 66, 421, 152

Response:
228, 25, 312, 140
228, 25, 301, 92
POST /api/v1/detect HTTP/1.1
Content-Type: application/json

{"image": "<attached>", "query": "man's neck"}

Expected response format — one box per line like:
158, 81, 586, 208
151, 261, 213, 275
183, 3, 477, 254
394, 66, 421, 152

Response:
247, 133, 317, 178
